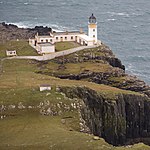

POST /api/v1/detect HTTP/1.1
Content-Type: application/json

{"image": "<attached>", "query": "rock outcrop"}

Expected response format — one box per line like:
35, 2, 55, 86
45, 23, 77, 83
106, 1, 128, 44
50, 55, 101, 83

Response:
43, 44, 150, 98
0, 22, 52, 43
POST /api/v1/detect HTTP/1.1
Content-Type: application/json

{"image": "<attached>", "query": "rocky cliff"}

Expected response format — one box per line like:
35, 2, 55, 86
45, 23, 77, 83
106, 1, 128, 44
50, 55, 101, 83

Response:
60, 86, 150, 146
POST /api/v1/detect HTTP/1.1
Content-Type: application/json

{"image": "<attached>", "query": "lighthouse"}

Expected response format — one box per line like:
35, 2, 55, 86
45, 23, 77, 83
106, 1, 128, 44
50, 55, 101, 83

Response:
88, 13, 97, 44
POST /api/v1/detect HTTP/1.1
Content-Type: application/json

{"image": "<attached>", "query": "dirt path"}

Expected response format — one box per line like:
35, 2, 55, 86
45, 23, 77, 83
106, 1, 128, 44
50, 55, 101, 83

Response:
4, 45, 98, 61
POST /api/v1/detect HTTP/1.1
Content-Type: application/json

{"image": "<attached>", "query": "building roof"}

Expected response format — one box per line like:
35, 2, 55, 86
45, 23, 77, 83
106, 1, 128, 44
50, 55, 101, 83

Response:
53, 31, 84, 36
38, 43, 53, 46
35, 35, 53, 38
40, 84, 51, 87
89, 13, 97, 23
35, 31, 85, 38
89, 13, 96, 19
78, 34, 94, 41
6, 50, 16, 52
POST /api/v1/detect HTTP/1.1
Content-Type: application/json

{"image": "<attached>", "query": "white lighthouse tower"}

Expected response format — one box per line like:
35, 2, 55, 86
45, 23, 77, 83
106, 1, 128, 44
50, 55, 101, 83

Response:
88, 14, 97, 44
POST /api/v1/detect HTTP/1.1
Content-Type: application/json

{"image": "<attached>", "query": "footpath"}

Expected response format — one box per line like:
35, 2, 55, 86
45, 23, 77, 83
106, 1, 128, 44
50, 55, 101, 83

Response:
4, 45, 98, 61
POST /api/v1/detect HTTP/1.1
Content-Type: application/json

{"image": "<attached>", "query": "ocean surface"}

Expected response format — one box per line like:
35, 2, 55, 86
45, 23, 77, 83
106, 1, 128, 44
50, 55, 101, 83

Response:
0, 0, 150, 84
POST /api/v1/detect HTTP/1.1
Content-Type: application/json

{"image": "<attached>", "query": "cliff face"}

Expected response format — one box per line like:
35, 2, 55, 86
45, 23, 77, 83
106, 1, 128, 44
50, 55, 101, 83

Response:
60, 87, 150, 146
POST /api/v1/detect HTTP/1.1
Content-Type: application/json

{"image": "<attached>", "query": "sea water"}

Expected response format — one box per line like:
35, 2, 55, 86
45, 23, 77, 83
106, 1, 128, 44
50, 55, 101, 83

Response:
0, 0, 150, 84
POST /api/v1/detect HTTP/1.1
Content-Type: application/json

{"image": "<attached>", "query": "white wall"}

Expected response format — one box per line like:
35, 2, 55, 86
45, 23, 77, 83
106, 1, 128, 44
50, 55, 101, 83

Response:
37, 34, 79, 44
54, 34, 78, 43
40, 86, 51, 91
77, 36, 94, 46
6, 51, 17, 56
88, 25, 97, 43
40, 45, 55, 54
87, 41, 94, 46
29, 39, 36, 48
37, 37, 55, 44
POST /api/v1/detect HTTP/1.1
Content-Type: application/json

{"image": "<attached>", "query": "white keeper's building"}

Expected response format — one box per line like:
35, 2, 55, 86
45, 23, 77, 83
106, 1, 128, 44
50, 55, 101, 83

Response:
29, 14, 101, 54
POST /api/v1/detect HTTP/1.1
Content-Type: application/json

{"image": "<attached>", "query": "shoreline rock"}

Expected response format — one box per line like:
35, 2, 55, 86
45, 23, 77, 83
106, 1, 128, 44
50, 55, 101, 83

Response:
0, 22, 52, 43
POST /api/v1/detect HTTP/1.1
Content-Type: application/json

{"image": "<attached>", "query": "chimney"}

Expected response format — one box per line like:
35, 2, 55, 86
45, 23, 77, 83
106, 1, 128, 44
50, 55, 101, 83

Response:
80, 28, 83, 33
66, 30, 68, 35
49, 32, 53, 37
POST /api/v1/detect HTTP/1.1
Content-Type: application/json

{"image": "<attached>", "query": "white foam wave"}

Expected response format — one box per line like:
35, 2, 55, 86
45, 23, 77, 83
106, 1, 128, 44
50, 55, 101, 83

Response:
24, 2, 29, 5
61, 2, 66, 5
6, 22, 30, 28
5, 21, 70, 32
132, 13, 143, 16
127, 64, 133, 70
107, 18, 116, 21
107, 12, 129, 17
125, 62, 150, 84
133, 26, 138, 28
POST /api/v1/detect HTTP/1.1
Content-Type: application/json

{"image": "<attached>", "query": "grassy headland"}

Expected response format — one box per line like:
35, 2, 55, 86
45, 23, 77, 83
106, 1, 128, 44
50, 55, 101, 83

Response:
0, 39, 149, 149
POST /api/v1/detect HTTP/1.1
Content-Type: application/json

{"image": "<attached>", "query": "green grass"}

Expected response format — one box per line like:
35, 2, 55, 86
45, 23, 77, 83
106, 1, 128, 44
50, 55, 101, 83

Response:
55, 41, 80, 52
0, 40, 38, 58
0, 111, 149, 150
0, 59, 142, 97
0, 110, 112, 150
36, 61, 111, 76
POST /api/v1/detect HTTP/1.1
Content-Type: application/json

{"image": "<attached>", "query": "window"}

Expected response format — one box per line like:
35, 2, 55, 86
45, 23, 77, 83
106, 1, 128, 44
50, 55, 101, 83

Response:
50, 39, 53, 42
60, 37, 63, 41
93, 29, 95, 32
41, 40, 43, 42
65, 37, 67, 40
71, 36, 73, 40
46, 39, 48, 42
93, 35, 95, 38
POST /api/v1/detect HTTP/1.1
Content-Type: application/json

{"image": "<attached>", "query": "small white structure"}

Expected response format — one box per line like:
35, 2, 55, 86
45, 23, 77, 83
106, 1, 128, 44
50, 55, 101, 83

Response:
6, 50, 17, 56
29, 14, 101, 54
77, 34, 94, 46
40, 84, 51, 91
37, 43, 55, 54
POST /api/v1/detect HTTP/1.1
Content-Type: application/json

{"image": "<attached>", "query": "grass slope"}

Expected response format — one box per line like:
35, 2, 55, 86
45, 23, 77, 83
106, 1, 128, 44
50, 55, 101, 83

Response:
0, 40, 38, 58
55, 41, 80, 52
0, 111, 149, 149
0, 59, 141, 98
0, 111, 111, 150
0, 44, 149, 149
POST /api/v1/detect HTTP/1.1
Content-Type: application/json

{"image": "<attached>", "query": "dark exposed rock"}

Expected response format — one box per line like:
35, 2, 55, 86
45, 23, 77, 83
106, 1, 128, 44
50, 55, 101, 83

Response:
28, 25, 52, 36
54, 67, 150, 98
60, 86, 150, 146
106, 57, 125, 70
0, 22, 52, 43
